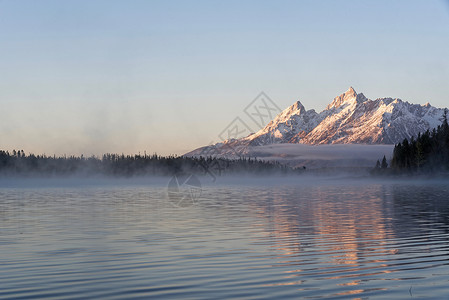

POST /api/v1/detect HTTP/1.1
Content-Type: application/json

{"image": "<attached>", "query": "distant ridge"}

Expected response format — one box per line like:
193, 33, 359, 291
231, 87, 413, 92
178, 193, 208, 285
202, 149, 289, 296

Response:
186, 87, 446, 158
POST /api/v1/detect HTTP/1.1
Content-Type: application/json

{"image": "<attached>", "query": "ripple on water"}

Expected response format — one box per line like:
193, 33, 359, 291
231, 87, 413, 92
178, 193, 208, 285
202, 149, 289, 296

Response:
0, 181, 449, 299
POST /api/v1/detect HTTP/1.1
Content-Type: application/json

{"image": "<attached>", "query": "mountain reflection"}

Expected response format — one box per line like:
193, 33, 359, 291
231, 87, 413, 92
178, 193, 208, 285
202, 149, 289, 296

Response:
249, 185, 395, 263
2, 180, 449, 299
243, 181, 449, 294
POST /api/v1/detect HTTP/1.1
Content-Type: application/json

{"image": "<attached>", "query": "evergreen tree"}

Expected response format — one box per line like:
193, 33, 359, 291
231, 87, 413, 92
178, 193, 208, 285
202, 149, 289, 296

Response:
391, 113, 449, 173
381, 155, 388, 169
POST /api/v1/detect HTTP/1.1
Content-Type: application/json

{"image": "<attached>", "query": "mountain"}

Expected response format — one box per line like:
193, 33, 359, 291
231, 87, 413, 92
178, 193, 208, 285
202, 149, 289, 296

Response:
186, 87, 445, 159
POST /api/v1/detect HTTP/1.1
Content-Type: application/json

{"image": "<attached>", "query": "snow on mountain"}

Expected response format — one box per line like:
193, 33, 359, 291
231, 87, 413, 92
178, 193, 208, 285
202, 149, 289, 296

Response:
247, 86, 445, 145
186, 87, 446, 160
245, 100, 321, 145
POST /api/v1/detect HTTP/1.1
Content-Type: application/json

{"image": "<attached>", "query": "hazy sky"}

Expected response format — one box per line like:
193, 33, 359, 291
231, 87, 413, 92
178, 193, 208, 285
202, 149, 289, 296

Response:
1, 0, 448, 156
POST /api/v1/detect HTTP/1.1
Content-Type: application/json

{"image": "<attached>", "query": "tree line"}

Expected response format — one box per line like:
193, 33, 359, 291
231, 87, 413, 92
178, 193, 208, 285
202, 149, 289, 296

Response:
0, 150, 294, 177
389, 109, 449, 173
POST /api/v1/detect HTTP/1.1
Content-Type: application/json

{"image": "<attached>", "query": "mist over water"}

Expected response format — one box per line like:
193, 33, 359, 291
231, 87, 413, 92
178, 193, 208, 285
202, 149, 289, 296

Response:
1, 177, 449, 299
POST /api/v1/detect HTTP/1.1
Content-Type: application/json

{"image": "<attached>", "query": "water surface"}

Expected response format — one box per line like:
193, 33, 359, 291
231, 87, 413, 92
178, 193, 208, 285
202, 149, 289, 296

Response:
1, 177, 448, 299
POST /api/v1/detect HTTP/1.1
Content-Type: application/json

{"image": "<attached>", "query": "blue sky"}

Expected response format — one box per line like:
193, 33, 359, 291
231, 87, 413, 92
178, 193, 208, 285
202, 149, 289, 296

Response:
1, 0, 448, 155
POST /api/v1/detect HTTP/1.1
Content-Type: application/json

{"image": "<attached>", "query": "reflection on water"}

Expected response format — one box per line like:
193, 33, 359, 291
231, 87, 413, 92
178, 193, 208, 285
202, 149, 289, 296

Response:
0, 179, 449, 299
241, 184, 449, 298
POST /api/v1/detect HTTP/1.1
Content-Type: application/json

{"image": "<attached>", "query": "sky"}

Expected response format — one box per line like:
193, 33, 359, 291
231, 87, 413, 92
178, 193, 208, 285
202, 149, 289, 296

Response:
1, 0, 448, 156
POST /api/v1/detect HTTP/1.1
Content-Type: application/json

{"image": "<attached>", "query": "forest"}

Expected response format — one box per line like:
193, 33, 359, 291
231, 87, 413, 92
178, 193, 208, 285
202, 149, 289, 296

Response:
0, 150, 292, 178
389, 109, 449, 173
5, 110, 449, 178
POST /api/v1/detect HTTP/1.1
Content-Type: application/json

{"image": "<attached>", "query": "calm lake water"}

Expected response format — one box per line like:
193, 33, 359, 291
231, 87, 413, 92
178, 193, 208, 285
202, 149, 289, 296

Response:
1, 177, 449, 299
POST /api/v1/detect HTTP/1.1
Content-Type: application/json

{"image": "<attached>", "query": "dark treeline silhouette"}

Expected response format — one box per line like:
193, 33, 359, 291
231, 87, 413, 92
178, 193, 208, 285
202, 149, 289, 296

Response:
0, 150, 293, 177
389, 109, 449, 173
374, 155, 389, 170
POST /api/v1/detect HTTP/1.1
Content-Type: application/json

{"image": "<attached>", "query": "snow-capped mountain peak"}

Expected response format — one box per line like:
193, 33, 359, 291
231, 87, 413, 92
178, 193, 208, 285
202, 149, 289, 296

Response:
246, 99, 321, 145
326, 86, 361, 110
186, 87, 447, 157
247, 87, 446, 146
273, 100, 306, 122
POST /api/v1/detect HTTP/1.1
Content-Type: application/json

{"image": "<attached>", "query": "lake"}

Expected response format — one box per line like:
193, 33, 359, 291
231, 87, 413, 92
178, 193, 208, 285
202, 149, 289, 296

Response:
1, 176, 449, 299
